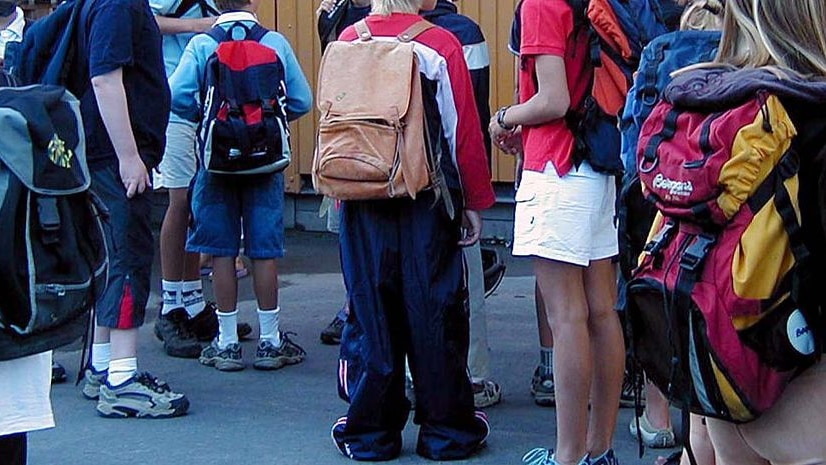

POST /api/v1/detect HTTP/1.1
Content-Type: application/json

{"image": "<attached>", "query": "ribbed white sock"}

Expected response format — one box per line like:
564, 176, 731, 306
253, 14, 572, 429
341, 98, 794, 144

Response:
108, 357, 138, 386
217, 310, 239, 349
540, 347, 554, 377
161, 280, 182, 315
257, 307, 281, 346
91, 342, 111, 372
182, 280, 206, 317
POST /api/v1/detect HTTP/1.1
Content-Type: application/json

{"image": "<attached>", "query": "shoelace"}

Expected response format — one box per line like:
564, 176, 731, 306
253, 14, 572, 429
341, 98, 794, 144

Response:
522, 448, 554, 465
281, 331, 307, 355
135, 372, 172, 394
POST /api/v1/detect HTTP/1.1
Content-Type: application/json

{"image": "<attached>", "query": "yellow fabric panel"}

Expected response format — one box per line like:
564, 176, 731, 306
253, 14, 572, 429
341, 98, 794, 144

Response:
711, 357, 754, 422
637, 212, 665, 267
732, 191, 797, 299
717, 96, 797, 219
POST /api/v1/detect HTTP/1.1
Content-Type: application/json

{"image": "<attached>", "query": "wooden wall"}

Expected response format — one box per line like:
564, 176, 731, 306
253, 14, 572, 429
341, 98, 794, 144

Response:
259, 0, 519, 192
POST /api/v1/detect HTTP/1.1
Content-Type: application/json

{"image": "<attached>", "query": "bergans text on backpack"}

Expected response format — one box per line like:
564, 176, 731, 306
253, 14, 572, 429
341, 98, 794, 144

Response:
0, 85, 108, 361
565, 0, 672, 175
628, 70, 822, 422
313, 20, 436, 201
199, 23, 291, 176
617, 30, 720, 281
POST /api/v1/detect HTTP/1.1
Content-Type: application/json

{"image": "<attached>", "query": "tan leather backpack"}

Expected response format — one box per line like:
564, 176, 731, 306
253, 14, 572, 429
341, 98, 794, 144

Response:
313, 20, 436, 201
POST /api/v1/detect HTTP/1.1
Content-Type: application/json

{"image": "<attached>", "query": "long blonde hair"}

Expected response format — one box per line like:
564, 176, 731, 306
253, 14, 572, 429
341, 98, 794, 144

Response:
713, 0, 772, 68
752, 0, 826, 77
371, 0, 421, 15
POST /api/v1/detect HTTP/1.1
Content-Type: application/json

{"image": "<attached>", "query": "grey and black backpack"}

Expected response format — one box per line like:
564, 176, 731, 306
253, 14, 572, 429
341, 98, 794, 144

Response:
0, 82, 108, 360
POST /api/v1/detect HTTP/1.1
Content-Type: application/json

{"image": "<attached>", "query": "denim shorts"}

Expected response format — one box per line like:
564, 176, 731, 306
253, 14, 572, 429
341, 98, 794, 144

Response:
187, 170, 285, 259
91, 163, 154, 329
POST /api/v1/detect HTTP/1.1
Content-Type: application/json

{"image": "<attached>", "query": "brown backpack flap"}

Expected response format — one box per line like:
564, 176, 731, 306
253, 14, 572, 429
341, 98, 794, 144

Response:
314, 20, 435, 201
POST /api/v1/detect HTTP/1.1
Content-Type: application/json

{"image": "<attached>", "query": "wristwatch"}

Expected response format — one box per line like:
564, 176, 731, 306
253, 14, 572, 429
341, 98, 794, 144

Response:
497, 106, 516, 131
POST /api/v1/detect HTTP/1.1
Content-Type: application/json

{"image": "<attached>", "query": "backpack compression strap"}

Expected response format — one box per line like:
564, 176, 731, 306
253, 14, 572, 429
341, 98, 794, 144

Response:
353, 19, 434, 43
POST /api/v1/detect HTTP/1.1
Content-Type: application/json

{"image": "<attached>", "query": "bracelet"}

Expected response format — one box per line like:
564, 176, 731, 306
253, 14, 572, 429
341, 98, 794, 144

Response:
497, 106, 516, 131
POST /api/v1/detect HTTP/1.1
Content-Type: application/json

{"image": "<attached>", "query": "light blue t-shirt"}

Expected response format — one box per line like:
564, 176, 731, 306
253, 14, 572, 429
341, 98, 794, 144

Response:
150, 0, 218, 77
169, 11, 313, 124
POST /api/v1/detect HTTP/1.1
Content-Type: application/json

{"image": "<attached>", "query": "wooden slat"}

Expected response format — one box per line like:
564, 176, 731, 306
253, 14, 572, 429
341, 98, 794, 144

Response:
262, 0, 520, 189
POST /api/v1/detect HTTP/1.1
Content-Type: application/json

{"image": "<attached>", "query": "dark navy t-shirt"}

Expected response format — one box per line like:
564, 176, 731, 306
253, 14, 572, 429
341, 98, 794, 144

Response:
78, 0, 170, 169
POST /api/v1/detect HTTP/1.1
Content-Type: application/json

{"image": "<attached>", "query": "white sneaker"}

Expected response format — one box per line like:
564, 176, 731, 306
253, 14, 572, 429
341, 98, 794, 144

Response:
629, 412, 676, 448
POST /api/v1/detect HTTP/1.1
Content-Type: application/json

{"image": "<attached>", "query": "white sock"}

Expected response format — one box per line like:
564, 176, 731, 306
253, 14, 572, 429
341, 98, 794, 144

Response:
182, 280, 206, 317
161, 280, 182, 315
540, 347, 554, 377
258, 307, 281, 346
107, 357, 138, 386
91, 342, 111, 372
217, 310, 239, 349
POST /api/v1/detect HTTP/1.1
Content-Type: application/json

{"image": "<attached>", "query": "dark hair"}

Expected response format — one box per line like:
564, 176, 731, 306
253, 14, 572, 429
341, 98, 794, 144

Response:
215, 0, 251, 13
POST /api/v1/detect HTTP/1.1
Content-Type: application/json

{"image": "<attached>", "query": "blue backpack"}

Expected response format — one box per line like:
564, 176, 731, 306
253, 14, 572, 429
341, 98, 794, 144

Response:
199, 23, 291, 176
617, 30, 721, 280
8, 0, 87, 93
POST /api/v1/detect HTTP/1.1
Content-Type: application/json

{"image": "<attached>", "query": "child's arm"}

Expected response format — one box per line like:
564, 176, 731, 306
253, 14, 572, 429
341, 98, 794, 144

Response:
168, 41, 205, 122
269, 34, 313, 121
92, 68, 150, 198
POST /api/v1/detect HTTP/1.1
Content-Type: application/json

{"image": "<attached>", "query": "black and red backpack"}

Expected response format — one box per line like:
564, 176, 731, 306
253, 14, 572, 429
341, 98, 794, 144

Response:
198, 22, 291, 176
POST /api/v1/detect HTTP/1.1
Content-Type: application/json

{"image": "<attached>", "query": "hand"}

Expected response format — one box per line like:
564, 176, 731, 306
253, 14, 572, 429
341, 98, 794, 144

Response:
119, 154, 151, 198
194, 16, 216, 33
488, 116, 521, 154
317, 0, 336, 15
459, 209, 482, 247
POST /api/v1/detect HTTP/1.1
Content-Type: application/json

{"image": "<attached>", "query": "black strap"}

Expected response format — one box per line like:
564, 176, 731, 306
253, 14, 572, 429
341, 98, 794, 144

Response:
168, 0, 218, 19
640, 107, 680, 172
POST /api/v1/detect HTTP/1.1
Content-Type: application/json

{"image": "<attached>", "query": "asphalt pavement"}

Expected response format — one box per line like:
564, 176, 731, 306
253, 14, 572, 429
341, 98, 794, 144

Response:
32, 231, 681, 465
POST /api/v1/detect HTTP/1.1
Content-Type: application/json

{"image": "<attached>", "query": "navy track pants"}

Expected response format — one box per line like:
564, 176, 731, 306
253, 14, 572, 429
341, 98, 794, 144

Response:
332, 192, 489, 461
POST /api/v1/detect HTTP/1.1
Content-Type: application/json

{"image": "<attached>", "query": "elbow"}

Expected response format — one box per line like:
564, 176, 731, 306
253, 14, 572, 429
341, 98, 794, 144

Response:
541, 95, 571, 124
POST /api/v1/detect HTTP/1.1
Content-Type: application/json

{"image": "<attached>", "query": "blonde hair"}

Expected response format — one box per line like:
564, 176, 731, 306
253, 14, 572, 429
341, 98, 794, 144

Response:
679, 0, 724, 31
371, 0, 421, 15
752, 0, 826, 77
712, 0, 772, 68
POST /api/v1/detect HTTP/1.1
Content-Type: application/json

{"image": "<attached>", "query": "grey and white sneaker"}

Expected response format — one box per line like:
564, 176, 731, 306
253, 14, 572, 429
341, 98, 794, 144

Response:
253, 332, 306, 370
629, 412, 675, 448
199, 340, 244, 371
96, 372, 189, 419
473, 379, 502, 409
530, 366, 555, 407
81, 367, 108, 400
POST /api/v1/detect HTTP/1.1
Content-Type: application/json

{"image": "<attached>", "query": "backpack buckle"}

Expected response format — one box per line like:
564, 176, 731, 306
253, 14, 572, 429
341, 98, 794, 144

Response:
643, 221, 676, 257
680, 234, 716, 272
36, 196, 61, 245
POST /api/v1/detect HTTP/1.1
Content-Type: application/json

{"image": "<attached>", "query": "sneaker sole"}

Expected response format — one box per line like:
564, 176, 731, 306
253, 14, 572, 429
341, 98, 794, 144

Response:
253, 354, 304, 371
199, 356, 245, 372
319, 333, 341, 345
474, 393, 502, 409
96, 396, 190, 419
530, 388, 555, 407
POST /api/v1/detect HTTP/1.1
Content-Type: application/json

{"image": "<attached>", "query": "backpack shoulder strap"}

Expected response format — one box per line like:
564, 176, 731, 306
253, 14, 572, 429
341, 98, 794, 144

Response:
205, 24, 228, 43
398, 20, 433, 43
354, 19, 371, 41
247, 23, 269, 43
168, 0, 199, 18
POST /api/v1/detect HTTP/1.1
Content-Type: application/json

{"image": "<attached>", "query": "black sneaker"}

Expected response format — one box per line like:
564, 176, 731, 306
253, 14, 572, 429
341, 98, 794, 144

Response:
154, 308, 203, 359
253, 332, 306, 370
51, 361, 67, 384
530, 366, 555, 407
320, 316, 345, 345
187, 302, 253, 342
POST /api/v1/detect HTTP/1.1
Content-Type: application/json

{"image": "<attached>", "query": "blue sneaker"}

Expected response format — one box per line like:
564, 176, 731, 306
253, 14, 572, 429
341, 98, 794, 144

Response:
590, 449, 619, 465
522, 448, 591, 465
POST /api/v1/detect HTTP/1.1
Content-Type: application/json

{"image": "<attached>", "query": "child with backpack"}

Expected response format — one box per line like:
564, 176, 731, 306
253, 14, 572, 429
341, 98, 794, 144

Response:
320, 0, 495, 460
627, 0, 826, 464
169, 0, 312, 371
